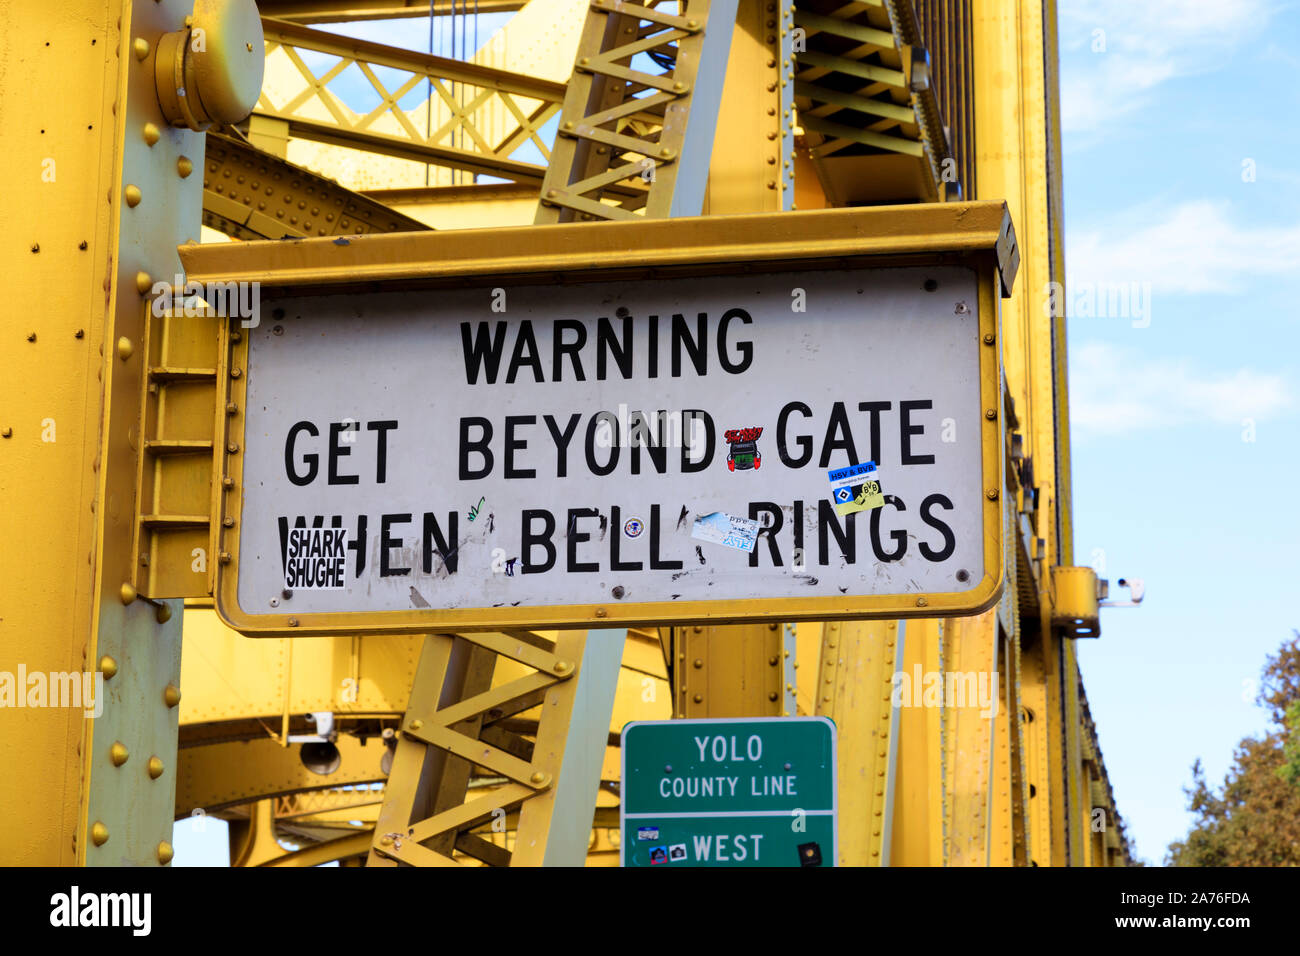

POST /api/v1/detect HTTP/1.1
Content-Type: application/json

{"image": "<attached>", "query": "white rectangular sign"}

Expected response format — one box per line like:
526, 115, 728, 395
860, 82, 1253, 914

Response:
225, 263, 999, 630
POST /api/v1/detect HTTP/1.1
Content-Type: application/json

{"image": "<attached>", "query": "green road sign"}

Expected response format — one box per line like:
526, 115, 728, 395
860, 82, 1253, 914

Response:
620, 716, 837, 867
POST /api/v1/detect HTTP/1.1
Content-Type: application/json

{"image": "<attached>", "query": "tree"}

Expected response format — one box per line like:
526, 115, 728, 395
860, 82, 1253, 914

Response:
1166, 631, 1300, 866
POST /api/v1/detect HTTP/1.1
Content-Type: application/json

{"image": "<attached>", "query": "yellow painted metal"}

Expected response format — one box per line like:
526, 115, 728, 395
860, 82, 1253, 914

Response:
813, 620, 902, 865
1049, 565, 1100, 637
0, 0, 214, 866
176, 732, 386, 816
184, 199, 1020, 291
535, 0, 731, 222
944, 608, 996, 865
704, 0, 793, 214
229, 799, 286, 866
259, 0, 529, 21
673, 624, 786, 718
366, 629, 600, 866
256, 17, 565, 187
888, 617, 946, 865
202, 131, 429, 240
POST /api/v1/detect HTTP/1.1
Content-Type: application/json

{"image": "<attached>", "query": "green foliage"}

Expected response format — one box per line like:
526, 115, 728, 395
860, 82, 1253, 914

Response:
1165, 631, 1300, 866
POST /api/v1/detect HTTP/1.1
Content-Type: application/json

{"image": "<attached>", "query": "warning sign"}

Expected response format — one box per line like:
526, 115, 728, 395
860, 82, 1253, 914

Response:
203, 210, 1012, 634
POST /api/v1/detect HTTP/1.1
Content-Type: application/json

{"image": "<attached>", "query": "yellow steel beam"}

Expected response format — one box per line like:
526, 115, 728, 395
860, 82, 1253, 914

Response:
203, 132, 430, 240
257, 0, 528, 21
0, 0, 217, 866
813, 620, 902, 865
944, 608, 997, 865
673, 624, 787, 717
181, 200, 1018, 290
176, 732, 386, 816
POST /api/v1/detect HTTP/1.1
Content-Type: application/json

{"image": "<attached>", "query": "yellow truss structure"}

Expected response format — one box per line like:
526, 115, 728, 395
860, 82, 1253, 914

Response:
1, 0, 1130, 868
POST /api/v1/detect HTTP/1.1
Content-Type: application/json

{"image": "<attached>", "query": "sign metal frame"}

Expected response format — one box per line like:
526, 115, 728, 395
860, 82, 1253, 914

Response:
182, 202, 1017, 636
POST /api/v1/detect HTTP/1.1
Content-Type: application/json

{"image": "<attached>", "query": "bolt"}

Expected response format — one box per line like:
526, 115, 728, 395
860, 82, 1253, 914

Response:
74, 329, 84, 338
287, 617, 299, 627
30, 244, 38, 253
985, 408, 997, 420
409, 719, 422, 731
25, 332, 34, 342
987, 488, 1000, 500
983, 333, 996, 345
917, 597, 928, 607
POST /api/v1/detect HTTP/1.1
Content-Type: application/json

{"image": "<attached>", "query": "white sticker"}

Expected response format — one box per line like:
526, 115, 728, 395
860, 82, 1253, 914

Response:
284, 527, 348, 589
691, 512, 760, 553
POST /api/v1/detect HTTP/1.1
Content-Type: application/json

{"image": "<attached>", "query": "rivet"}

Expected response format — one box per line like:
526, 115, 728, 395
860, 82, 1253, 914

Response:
693, 693, 703, 703
109, 742, 129, 766
116, 337, 133, 360
78, 241, 87, 250
693, 658, 703, 669
90, 822, 109, 846
177, 156, 193, 178
594, 607, 607, 618
156, 841, 174, 865
672, 82, 686, 92
155, 602, 172, 623
659, 148, 674, 159
143, 122, 160, 146
1, 427, 11, 438
380, 835, 393, 846
553, 660, 573, 675
227, 443, 239, 453
26, 332, 35, 342
529, 771, 548, 785
986, 488, 1000, 501
123, 185, 142, 208
983, 333, 996, 345
768, 691, 778, 701
164, 685, 181, 707
132, 37, 150, 60
99, 655, 118, 679
135, 271, 152, 294
769, 656, 779, 665
120, 583, 137, 604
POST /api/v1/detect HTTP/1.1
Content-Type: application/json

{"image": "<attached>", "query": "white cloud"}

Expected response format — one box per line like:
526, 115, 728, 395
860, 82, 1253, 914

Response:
1059, 0, 1278, 134
1067, 200, 1300, 295
1069, 342, 1292, 433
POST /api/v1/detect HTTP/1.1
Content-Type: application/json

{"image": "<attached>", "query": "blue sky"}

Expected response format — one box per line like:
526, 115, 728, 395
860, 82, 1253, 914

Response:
1058, 0, 1300, 862
178, 2, 1299, 866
